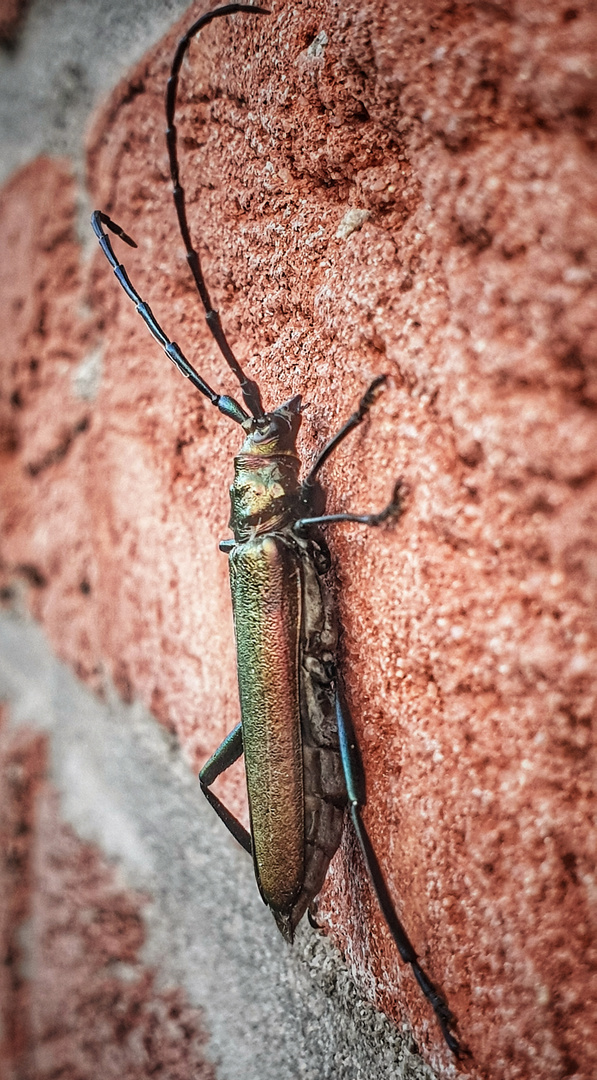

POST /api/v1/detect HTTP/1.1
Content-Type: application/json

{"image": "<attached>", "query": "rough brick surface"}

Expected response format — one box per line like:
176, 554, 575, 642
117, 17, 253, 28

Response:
0, 710, 45, 1078
1, 1, 596, 1077
0, 710, 216, 1080
0, 157, 100, 683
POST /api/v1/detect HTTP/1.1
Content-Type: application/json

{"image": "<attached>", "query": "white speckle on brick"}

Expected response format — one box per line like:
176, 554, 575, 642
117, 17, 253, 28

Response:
307, 31, 328, 59
73, 345, 103, 401
335, 208, 370, 240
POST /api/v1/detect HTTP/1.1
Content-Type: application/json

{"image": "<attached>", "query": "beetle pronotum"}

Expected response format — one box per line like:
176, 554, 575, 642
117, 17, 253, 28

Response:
92, 2, 460, 1055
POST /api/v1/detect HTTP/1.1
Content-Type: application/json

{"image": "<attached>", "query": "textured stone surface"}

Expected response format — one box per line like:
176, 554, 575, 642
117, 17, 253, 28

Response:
0, 612, 437, 1080
0, 704, 219, 1080
0, 709, 45, 1076
0, 1, 596, 1077
0, 0, 193, 185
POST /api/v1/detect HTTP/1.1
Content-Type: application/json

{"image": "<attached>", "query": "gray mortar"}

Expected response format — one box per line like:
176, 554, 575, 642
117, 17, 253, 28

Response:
0, 610, 439, 1080
0, 0, 195, 254
0, 0, 191, 186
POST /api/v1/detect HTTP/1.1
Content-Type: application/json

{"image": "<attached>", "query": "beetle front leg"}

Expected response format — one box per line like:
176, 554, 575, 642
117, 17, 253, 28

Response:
335, 693, 461, 1056
302, 375, 388, 487
199, 722, 252, 855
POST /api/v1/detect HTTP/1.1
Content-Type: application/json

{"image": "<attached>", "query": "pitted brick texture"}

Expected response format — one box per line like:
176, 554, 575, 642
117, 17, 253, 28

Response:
0, 157, 101, 687
0, 1, 596, 1076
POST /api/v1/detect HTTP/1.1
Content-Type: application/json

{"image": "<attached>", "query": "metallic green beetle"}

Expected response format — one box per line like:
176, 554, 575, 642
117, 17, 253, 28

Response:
91, 2, 460, 1056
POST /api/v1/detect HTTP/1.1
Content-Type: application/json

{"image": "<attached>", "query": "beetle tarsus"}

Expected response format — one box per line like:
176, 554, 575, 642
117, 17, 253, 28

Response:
360, 478, 405, 526
93, 210, 137, 248
357, 372, 387, 413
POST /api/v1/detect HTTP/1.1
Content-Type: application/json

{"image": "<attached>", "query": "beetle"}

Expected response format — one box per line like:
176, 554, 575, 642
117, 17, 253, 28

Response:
91, 2, 460, 1056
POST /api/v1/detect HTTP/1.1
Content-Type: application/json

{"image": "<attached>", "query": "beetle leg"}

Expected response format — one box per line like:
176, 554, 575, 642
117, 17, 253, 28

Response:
90, 211, 248, 425
302, 375, 388, 489
199, 722, 252, 855
293, 480, 404, 534
335, 694, 461, 1056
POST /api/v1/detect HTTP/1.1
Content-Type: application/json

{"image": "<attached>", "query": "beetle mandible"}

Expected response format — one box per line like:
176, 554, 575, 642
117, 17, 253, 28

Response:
91, 2, 460, 1056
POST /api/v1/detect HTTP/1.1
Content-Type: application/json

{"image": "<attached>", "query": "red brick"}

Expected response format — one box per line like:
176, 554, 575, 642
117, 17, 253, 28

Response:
1, 1, 596, 1073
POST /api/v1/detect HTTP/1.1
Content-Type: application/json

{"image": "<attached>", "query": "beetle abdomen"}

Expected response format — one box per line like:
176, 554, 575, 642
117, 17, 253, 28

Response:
229, 535, 304, 912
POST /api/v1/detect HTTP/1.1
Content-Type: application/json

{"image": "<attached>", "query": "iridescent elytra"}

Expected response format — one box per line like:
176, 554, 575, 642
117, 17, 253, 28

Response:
91, 2, 460, 1056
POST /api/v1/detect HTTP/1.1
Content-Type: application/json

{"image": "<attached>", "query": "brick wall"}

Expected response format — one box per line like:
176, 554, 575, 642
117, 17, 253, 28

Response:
1, 2, 596, 1078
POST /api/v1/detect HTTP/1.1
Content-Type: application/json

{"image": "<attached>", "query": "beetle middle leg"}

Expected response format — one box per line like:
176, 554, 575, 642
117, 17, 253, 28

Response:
294, 480, 404, 534
335, 693, 461, 1056
199, 721, 252, 855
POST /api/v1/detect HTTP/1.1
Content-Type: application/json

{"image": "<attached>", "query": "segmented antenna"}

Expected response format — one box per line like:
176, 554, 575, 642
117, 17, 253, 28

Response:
166, 3, 269, 419
91, 211, 250, 426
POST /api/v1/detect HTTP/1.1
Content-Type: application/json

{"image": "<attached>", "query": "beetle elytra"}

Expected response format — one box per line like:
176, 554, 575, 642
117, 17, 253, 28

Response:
91, 2, 460, 1056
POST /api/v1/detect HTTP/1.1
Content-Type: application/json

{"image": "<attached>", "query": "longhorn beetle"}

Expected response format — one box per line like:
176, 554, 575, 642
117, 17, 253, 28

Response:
91, 2, 460, 1056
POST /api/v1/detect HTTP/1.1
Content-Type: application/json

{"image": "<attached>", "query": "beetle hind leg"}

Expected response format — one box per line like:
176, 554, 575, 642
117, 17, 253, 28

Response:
335, 693, 461, 1056
199, 722, 252, 855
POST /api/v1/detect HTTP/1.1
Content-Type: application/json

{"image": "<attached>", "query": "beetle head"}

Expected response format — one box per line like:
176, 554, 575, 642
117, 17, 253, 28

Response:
239, 394, 302, 457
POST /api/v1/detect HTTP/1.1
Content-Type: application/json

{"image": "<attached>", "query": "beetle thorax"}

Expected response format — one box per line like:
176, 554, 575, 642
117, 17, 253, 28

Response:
229, 397, 303, 541
229, 454, 300, 541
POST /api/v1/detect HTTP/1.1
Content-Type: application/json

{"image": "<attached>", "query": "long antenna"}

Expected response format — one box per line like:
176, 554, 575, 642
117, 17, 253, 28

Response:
91, 211, 249, 426
165, 4, 269, 419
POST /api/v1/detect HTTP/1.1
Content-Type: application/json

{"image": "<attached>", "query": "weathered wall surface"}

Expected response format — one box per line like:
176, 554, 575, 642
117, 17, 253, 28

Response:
0, 1, 596, 1079
0, 614, 437, 1080
0, 708, 216, 1080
